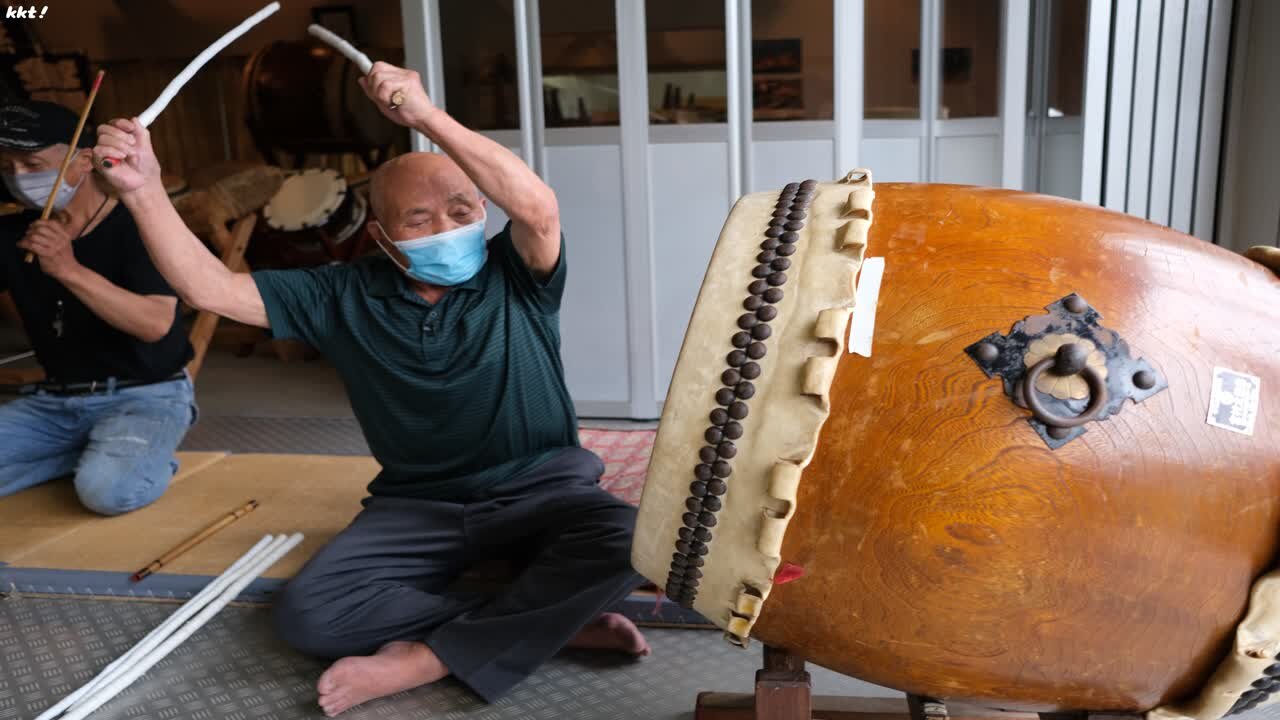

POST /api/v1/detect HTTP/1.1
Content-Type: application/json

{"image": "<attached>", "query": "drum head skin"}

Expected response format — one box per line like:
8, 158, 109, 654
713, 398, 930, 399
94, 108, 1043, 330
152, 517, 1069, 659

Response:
264, 169, 347, 232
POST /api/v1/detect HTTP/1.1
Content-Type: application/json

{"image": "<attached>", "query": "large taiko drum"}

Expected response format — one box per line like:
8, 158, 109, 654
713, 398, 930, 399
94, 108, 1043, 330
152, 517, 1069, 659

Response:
242, 41, 398, 165
633, 171, 1280, 716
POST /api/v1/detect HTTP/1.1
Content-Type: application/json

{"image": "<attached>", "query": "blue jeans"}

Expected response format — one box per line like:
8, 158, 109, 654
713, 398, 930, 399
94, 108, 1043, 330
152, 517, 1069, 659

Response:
0, 376, 197, 516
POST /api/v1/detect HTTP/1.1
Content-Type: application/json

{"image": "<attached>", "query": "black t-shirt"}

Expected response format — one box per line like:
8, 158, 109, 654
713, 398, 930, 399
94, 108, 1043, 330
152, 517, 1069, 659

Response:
0, 202, 192, 382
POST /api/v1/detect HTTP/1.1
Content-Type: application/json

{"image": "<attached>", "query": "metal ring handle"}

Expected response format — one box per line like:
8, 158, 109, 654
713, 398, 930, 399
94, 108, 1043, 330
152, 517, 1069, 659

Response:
1022, 356, 1109, 429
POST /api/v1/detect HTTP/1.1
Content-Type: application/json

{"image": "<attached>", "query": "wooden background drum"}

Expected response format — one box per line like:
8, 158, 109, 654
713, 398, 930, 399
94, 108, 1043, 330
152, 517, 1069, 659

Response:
242, 41, 400, 168
635, 177, 1280, 714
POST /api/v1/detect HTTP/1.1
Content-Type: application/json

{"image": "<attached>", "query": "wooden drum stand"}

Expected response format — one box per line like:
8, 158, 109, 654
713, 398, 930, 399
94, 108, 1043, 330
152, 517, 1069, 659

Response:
695, 646, 1141, 720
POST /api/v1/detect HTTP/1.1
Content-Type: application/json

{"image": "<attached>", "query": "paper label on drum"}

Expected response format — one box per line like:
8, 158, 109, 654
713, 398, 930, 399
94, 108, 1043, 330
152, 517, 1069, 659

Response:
848, 257, 885, 357
1206, 367, 1261, 436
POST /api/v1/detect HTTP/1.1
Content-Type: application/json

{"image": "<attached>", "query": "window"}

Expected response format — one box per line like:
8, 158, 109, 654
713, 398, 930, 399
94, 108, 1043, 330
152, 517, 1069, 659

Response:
751, 0, 834, 121
1047, 0, 1086, 117
439, 0, 519, 131
939, 0, 1001, 118
646, 0, 727, 124
540, 0, 620, 127
865, 0, 922, 119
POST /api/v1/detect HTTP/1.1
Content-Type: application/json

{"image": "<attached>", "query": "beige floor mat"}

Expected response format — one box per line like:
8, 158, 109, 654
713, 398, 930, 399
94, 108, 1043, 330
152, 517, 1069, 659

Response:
1, 453, 376, 579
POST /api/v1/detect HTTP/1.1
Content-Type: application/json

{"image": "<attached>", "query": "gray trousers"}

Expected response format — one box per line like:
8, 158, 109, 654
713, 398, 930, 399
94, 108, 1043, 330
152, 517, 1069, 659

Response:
271, 447, 643, 702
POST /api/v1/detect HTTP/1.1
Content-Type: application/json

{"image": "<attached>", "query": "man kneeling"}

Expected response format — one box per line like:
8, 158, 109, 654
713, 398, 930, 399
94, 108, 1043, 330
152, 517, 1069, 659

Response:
94, 62, 647, 716
0, 100, 196, 515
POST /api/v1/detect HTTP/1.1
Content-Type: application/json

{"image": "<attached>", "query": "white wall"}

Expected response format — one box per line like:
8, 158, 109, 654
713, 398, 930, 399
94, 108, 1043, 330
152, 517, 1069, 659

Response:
544, 142, 633, 411
649, 140, 732, 401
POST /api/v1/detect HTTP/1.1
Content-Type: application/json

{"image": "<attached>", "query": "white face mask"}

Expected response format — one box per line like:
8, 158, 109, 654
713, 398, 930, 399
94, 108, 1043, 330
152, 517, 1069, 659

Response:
2, 166, 83, 210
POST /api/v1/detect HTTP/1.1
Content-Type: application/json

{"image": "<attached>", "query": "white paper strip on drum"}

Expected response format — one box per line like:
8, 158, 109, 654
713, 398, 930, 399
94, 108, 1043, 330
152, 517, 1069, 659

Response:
307, 24, 374, 75
138, 3, 280, 128
848, 257, 885, 357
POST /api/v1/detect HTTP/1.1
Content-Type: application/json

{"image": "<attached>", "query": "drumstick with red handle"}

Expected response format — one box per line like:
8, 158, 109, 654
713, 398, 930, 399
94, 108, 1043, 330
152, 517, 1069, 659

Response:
23, 69, 104, 264
307, 24, 405, 110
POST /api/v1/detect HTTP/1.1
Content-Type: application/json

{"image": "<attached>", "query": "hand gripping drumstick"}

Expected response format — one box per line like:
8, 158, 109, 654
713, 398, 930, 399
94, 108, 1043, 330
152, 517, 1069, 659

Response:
100, 2, 280, 169
22, 69, 104, 264
307, 24, 406, 110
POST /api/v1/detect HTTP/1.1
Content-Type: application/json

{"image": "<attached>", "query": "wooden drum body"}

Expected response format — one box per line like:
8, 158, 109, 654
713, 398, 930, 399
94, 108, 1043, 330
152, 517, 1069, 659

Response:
633, 172, 1280, 715
243, 41, 398, 166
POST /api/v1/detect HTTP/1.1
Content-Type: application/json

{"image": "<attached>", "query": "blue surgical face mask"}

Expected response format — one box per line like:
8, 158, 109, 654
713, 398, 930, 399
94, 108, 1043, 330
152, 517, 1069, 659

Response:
376, 215, 489, 286
3, 165, 83, 210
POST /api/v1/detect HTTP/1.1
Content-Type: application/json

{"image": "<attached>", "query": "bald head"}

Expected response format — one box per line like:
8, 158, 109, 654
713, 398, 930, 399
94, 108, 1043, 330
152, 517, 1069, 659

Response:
368, 152, 485, 242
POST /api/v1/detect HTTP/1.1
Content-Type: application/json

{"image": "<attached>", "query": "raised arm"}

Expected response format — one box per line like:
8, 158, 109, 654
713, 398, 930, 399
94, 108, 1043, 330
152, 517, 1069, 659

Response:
93, 119, 269, 328
358, 63, 561, 277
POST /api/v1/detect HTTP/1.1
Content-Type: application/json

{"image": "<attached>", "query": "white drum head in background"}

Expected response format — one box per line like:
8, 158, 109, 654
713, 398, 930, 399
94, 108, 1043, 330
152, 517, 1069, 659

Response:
264, 169, 347, 232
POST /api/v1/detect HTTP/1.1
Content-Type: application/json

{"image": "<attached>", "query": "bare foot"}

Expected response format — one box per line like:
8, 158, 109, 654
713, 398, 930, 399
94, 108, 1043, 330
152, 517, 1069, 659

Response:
568, 613, 651, 657
315, 640, 450, 717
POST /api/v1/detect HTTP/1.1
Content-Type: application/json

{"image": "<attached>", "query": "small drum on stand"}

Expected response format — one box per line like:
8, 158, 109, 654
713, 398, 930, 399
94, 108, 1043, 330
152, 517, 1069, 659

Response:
249, 168, 369, 269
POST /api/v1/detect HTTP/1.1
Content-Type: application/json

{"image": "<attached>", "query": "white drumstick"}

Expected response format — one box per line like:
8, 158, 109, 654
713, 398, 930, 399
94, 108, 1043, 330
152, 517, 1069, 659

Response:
307, 24, 372, 74
307, 24, 405, 109
137, 2, 281, 127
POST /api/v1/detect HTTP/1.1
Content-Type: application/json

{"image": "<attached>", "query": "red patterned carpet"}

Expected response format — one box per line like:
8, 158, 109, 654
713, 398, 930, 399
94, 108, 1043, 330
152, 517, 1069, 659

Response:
581, 428, 655, 505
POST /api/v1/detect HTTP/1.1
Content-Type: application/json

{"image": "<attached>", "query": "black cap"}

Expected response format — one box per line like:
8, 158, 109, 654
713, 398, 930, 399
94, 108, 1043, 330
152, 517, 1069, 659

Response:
0, 100, 94, 153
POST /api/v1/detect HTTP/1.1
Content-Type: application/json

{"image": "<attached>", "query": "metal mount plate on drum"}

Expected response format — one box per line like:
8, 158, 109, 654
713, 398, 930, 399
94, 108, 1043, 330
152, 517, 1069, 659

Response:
964, 293, 1168, 449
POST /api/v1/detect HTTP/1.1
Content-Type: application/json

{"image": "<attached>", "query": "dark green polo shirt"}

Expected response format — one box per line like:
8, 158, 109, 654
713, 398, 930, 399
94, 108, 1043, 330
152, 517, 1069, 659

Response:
252, 223, 580, 501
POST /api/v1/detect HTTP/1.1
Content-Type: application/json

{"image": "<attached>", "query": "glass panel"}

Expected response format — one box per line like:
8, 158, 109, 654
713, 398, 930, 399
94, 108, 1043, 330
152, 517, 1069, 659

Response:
939, 0, 1001, 118
540, 0, 620, 127
1048, 0, 1086, 117
439, 0, 520, 131
646, 0, 727, 124
1026, 0, 1087, 199
751, 0, 834, 121
865, 0, 922, 119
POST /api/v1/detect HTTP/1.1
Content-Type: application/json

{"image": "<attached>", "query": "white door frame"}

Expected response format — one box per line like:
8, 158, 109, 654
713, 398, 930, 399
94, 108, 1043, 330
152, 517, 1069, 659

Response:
999, 0, 1029, 189
834, 0, 865, 177
1079, 0, 1112, 205
615, 0, 661, 419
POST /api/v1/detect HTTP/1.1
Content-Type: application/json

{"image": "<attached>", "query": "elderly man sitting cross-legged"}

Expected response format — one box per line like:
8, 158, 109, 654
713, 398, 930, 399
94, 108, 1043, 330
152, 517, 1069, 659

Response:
93, 60, 648, 717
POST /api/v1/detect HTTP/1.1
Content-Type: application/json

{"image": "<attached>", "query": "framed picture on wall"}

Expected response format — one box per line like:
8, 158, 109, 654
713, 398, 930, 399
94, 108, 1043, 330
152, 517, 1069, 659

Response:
312, 5, 358, 43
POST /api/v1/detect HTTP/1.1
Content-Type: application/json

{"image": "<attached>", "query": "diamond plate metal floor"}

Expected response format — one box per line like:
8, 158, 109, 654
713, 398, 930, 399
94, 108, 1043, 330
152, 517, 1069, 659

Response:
181, 416, 371, 455
0, 595, 895, 720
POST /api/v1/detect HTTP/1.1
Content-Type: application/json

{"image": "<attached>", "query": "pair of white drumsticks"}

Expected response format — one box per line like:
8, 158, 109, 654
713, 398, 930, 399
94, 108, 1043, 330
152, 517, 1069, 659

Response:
33, 534, 304, 720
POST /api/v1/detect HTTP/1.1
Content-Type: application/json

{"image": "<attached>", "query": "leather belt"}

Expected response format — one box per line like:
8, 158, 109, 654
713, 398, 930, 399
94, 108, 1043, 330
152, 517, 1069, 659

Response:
25, 372, 186, 396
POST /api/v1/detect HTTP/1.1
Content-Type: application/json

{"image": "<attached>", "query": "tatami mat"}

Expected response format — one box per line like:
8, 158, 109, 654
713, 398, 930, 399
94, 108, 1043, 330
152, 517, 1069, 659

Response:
0, 451, 227, 567
0, 449, 708, 626
1, 453, 373, 579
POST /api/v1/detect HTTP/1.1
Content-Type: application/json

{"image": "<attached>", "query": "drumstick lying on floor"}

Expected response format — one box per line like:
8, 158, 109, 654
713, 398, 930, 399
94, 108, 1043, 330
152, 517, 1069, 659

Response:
130, 499, 259, 582
307, 24, 406, 109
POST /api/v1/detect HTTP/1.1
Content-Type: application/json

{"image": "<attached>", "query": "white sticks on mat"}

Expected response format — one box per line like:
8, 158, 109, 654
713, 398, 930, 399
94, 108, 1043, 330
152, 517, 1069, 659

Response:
33, 535, 277, 720
36, 533, 303, 720
137, 2, 280, 127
